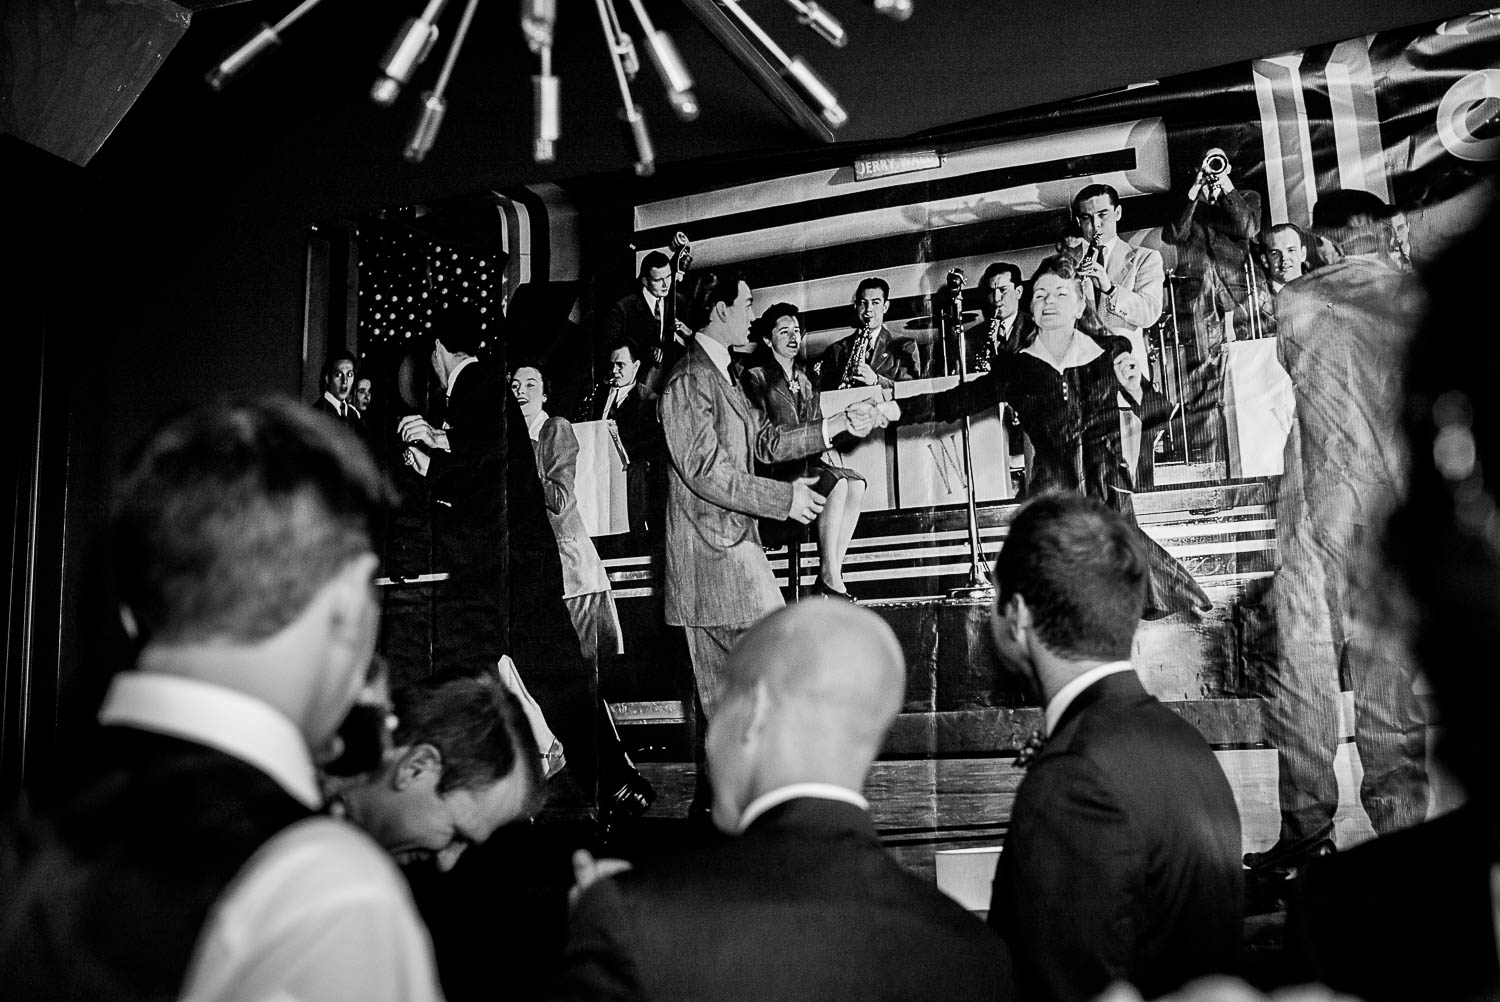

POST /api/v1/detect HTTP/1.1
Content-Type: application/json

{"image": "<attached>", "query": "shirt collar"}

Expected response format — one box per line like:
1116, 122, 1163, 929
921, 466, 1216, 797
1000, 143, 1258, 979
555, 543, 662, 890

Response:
99, 671, 323, 809
322, 390, 348, 415
737, 783, 869, 833
526, 409, 549, 441
445, 355, 478, 400
1044, 661, 1134, 736
1021, 329, 1104, 373
696, 336, 735, 384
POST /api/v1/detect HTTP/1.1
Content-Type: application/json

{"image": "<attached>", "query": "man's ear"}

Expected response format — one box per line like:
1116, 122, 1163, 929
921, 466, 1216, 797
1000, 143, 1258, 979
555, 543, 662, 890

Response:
392, 742, 443, 791
1002, 593, 1032, 646
119, 604, 140, 642
744, 679, 774, 745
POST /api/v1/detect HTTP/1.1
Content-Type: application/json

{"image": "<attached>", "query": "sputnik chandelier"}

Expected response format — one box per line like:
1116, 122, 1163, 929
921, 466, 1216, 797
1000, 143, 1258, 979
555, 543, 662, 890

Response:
204, 0, 914, 172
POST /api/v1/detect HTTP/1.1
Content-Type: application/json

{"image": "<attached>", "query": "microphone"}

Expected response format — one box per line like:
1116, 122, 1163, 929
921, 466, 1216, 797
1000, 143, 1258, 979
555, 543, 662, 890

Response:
371, 0, 449, 107
785, 0, 848, 48
204, 0, 327, 91
863, 0, 914, 20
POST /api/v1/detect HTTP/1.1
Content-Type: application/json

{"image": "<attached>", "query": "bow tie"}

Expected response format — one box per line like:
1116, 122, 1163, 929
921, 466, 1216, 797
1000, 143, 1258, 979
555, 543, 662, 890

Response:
1014, 727, 1047, 769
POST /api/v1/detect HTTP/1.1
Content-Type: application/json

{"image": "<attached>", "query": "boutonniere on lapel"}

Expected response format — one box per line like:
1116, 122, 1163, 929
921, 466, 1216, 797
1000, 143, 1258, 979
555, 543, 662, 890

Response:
1014, 727, 1047, 769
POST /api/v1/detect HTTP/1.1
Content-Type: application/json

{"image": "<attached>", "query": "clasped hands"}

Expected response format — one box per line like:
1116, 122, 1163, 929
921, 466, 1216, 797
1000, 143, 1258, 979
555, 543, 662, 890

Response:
397, 414, 450, 477
841, 394, 899, 438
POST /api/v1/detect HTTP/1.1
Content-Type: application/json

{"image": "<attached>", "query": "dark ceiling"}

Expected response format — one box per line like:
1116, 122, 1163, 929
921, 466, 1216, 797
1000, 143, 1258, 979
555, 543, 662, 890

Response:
87, 0, 1478, 220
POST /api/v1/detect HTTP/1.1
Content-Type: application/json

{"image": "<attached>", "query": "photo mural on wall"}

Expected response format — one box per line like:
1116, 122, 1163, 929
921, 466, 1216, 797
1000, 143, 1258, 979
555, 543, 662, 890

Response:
341, 11, 1500, 819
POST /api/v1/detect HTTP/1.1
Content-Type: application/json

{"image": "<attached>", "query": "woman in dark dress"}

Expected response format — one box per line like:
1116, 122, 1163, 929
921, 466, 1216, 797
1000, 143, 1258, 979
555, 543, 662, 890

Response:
919, 254, 1208, 617
741, 303, 868, 599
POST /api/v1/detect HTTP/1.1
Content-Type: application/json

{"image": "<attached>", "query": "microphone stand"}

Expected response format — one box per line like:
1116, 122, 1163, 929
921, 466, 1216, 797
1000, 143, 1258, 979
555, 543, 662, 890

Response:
944, 271, 994, 601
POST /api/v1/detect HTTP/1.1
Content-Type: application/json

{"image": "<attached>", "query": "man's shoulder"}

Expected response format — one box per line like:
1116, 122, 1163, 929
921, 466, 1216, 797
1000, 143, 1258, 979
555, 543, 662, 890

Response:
228, 817, 414, 913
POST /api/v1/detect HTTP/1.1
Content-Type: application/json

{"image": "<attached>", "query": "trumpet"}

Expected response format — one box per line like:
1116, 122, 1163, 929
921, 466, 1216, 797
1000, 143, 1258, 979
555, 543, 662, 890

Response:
1202, 150, 1230, 176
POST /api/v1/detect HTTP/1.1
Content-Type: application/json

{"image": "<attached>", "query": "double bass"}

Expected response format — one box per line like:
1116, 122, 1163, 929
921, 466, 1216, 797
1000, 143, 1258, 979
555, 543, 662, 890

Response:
655, 231, 692, 375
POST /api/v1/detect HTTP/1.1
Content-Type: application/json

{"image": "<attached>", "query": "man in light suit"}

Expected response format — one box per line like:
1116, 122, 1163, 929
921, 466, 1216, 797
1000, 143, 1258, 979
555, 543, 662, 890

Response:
660, 270, 890, 814
987, 493, 1243, 1002
559, 601, 1013, 1002
1074, 183, 1166, 487
818, 277, 923, 390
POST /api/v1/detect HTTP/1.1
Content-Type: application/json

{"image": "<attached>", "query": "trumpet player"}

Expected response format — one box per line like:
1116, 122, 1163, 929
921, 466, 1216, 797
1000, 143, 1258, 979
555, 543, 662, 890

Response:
1161, 147, 1263, 468
817, 277, 921, 391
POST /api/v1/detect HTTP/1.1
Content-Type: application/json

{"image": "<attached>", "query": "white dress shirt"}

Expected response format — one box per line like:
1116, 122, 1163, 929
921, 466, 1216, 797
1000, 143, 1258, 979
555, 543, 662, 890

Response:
1043, 660, 1135, 736
737, 782, 870, 833
322, 390, 353, 420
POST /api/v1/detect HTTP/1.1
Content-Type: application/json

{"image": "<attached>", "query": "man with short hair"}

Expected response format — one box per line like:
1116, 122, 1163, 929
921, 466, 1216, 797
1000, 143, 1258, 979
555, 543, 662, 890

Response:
818, 276, 922, 390
961, 261, 1035, 373
986, 493, 1243, 1002
605, 250, 691, 391
560, 601, 1013, 1001
333, 675, 544, 873
355, 375, 375, 415
0, 399, 443, 1002
662, 271, 890, 814
315, 350, 369, 440
1254, 188, 1430, 873
595, 337, 663, 535
1262, 222, 1310, 296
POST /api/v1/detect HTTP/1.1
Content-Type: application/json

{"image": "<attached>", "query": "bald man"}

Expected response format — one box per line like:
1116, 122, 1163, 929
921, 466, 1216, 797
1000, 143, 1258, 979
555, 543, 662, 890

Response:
557, 601, 1013, 1002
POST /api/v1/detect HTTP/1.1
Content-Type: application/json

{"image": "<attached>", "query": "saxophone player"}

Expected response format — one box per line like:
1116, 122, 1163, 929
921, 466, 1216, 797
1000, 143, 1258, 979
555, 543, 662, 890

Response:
958, 262, 1034, 375
817, 277, 922, 391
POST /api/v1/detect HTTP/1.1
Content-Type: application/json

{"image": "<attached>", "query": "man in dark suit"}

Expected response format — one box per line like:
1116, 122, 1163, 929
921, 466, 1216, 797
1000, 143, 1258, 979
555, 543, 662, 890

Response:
595, 337, 663, 535
398, 307, 623, 828
986, 493, 1243, 1002
0, 399, 442, 1002
960, 261, 1036, 373
313, 350, 369, 443
559, 600, 1013, 1001
818, 276, 922, 390
604, 251, 691, 392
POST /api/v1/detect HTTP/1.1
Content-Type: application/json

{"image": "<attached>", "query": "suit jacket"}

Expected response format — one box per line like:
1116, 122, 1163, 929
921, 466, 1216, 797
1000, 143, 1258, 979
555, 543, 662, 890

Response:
1094, 241, 1165, 362
534, 415, 611, 599
1290, 803, 1500, 1002
595, 382, 663, 534
605, 290, 687, 393
957, 313, 1037, 374
740, 358, 825, 482
313, 394, 369, 445
660, 340, 826, 627
1163, 188, 1264, 357
818, 325, 922, 391
428, 361, 508, 578
559, 797, 1013, 1002
989, 671, 1243, 1002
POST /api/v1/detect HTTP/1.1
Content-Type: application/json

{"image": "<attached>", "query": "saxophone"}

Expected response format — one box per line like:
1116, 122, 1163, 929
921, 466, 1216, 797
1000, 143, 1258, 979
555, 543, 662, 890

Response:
839, 323, 873, 388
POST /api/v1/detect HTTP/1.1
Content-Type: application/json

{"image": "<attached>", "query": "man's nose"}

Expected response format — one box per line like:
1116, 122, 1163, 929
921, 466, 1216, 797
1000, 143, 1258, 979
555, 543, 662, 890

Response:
436, 845, 466, 872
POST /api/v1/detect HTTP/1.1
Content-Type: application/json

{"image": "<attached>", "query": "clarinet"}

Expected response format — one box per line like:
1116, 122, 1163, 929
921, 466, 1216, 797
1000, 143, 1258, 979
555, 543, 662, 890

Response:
973, 314, 1001, 373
